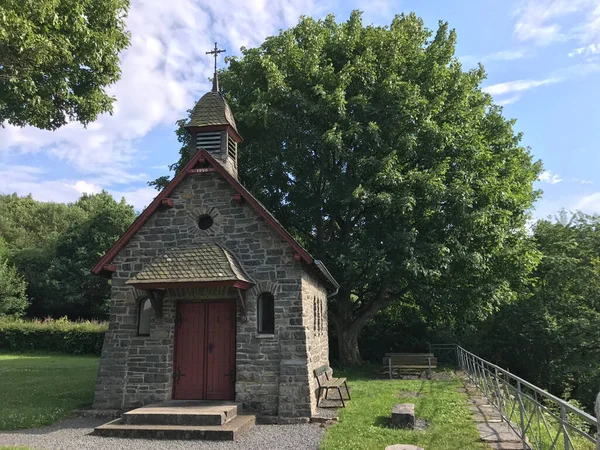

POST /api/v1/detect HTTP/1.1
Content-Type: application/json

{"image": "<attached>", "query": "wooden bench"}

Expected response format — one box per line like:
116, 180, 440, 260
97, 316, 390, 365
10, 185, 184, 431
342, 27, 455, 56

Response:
383, 353, 438, 380
314, 365, 351, 407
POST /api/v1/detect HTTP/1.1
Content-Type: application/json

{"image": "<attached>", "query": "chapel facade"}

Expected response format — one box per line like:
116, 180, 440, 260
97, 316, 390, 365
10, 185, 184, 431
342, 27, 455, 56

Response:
91, 68, 338, 421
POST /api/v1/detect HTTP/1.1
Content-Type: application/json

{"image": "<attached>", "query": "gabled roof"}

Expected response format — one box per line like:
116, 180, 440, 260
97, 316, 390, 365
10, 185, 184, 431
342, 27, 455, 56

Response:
91, 150, 339, 291
126, 243, 254, 289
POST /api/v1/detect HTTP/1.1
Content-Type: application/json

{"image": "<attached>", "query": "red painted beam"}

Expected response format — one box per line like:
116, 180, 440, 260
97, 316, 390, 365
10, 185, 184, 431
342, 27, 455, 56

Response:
161, 198, 174, 208
233, 193, 244, 204
129, 280, 254, 290
103, 264, 117, 272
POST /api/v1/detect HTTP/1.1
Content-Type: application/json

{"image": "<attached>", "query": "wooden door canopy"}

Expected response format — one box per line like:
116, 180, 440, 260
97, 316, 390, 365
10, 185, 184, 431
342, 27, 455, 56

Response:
125, 243, 255, 292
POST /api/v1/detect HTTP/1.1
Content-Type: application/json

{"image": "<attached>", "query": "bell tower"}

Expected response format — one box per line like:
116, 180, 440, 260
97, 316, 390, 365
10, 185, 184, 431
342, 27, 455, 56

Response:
184, 42, 242, 179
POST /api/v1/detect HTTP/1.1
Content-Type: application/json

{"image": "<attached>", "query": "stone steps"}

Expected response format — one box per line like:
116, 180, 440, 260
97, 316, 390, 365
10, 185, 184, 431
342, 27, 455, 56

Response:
94, 414, 256, 440
122, 401, 238, 426
93, 400, 255, 440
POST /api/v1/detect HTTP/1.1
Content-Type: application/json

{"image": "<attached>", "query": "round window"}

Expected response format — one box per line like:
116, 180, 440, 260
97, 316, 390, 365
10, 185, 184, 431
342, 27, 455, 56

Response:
198, 214, 214, 230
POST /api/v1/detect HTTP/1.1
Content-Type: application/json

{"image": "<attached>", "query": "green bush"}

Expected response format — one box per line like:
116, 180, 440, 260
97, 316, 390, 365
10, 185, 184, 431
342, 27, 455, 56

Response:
0, 317, 107, 355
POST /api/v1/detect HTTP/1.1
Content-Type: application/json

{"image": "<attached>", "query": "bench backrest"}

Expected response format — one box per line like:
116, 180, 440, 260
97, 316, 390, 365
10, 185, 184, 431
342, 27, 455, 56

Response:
383, 355, 438, 366
314, 365, 331, 386
385, 353, 434, 357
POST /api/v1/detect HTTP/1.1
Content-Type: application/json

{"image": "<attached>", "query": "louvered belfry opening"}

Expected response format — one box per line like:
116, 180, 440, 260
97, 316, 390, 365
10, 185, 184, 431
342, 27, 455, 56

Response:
227, 135, 237, 160
196, 131, 221, 152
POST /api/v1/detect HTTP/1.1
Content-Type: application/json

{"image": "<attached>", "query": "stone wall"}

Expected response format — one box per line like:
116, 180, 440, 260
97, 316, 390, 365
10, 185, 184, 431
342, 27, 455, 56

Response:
302, 271, 330, 414
93, 170, 319, 419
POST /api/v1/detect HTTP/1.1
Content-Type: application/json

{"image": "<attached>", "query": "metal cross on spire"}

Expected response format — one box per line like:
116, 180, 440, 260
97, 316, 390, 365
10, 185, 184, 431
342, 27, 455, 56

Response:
206, 42, 226, 92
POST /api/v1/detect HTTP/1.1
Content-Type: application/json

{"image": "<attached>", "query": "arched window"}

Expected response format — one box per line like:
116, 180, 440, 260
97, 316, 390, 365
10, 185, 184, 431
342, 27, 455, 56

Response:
138, 298, 153, 335
257, 292, 275, 334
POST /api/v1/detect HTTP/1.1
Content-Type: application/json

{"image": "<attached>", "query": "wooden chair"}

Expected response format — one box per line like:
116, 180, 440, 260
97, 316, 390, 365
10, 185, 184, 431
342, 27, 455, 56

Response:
314, 365, 351, 407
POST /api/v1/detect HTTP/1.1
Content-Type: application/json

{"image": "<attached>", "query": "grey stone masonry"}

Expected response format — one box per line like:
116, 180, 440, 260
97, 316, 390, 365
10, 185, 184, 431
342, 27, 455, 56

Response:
391, 404, 416, 429
93, 169, 332, 421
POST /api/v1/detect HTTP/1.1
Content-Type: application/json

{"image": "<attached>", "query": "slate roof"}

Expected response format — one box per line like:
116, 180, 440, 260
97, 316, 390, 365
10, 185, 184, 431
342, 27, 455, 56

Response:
126, 243, 253, 286
185, 91, 238, 131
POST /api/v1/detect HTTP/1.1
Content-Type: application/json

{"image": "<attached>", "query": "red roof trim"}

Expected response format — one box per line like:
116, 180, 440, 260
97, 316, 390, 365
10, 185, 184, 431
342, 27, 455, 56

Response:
92, 150, 313, 275
130, 280, 254, 290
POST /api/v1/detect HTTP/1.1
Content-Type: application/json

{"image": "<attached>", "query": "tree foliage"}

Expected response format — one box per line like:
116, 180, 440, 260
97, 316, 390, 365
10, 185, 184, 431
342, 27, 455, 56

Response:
0, 191, 135, 319
155, 11, 541, 363
0, 0, 130, 130
478, 212, 600, 412
0, 259, 28, 317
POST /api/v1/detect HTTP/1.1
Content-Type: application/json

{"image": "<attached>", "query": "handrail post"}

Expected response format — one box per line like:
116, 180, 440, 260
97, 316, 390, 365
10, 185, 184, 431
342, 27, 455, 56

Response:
517, 380, 527, 450
494, 367, 503, 422
561, 404, 570, 450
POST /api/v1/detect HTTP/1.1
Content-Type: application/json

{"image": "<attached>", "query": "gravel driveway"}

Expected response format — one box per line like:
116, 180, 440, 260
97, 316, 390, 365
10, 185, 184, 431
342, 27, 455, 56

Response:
0, 418, 326, 450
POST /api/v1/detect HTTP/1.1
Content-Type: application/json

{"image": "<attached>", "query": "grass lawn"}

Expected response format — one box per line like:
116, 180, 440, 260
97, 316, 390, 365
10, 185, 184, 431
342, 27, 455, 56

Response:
0, 353, 99, 430
320, 366, 488, 450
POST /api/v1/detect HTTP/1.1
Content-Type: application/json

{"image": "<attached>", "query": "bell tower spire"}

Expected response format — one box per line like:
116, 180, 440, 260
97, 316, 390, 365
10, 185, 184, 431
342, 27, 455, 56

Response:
206, 42, 225, 92
185, 41, 242, 179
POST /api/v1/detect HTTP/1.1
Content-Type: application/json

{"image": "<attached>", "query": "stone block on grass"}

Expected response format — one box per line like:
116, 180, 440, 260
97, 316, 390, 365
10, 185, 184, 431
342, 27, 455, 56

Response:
390, 403, 415, 429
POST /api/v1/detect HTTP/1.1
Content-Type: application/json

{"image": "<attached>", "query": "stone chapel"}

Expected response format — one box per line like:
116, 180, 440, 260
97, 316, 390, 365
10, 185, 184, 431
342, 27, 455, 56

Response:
91, 52, 339, 423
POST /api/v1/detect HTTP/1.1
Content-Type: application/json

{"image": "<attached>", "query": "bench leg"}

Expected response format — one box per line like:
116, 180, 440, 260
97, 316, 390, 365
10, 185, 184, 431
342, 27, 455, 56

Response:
337, 387, 346, 407
325, 387, 330, 400
317, 387, 323, 407
344, 381, 351, 400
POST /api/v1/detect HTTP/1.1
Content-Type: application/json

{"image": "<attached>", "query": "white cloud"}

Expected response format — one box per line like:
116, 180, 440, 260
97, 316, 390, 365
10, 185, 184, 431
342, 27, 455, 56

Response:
487, 49, 528, 61
0, 164, 157, 209
575, 192, 600, 213
571, 177, 595, 184
483, 77, 562, 96
1, 0, 325, 187
497, 95, 522, 106
514, 0, 600, 46
460, 49, 527, 66
72, 181, 102, 195
539, 170, 563, 184
568, 42, 600, 57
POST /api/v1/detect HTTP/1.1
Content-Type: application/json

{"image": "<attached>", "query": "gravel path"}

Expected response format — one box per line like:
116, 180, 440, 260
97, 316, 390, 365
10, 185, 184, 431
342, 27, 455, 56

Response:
0, 418, 326, 450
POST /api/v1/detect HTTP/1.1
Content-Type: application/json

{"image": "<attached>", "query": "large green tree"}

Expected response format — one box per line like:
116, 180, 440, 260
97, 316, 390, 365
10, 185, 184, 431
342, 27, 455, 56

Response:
0, 192, 135, 319
43, 191, 135, 318
154, 11, 541, 364
479, 212, 600, 412
0, 0, 130, 130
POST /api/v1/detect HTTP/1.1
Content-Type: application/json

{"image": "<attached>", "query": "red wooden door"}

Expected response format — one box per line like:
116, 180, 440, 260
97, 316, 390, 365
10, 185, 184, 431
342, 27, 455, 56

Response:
173, 302, 206, 400
173, 301, 235, 400
206, 301, 236, 400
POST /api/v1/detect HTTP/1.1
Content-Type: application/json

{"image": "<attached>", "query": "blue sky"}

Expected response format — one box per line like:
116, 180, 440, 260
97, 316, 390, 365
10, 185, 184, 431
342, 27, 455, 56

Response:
1, 0, 599, 220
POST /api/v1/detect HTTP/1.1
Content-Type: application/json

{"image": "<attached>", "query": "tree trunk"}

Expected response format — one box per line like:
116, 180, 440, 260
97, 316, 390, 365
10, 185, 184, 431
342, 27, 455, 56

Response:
332, 282, 397, 365
336, 324, 363, 365
333, 287, 364, 365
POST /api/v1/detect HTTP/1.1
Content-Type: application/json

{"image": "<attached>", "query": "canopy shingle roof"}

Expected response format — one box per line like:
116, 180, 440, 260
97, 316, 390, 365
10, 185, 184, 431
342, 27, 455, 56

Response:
126, 243, 253, 287
185, 91, 238, 131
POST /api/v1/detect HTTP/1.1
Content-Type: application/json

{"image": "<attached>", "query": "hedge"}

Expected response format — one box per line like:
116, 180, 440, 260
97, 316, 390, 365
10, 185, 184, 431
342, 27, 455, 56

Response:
0, 317, 107, 355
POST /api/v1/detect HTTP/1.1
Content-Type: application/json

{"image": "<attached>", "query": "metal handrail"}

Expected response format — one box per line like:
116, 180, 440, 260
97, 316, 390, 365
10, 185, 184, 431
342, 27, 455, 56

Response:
433, 344, 598, 450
